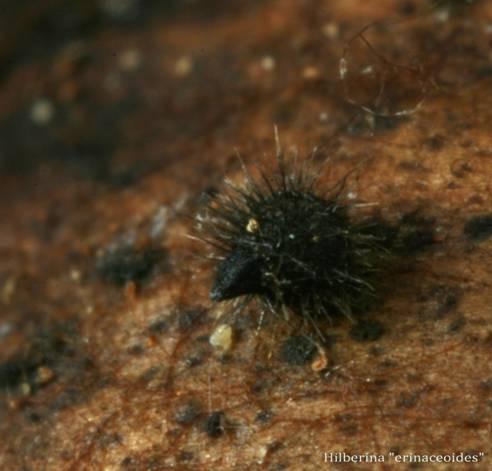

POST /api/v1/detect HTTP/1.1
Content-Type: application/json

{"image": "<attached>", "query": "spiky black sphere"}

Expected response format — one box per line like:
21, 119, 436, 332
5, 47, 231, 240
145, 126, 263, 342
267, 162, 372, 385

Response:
198, 155, 386, 325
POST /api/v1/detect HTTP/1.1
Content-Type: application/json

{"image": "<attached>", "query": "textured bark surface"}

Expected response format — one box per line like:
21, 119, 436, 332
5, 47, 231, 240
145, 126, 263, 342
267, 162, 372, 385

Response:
0, 1, 491, 469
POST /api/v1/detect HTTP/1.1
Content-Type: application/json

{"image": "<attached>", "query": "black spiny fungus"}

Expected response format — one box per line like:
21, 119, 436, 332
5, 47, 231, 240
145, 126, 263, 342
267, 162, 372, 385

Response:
196, 134, 388, 336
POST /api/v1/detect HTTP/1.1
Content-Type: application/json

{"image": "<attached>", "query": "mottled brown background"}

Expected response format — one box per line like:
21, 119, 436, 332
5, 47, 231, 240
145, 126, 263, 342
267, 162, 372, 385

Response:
0, 0, 491, 470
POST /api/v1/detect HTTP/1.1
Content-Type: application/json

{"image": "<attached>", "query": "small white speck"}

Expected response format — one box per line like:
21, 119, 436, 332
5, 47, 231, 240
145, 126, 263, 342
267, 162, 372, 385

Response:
150, 206, 168, 239
434, 9, 450, 23
322, 22, 339, 39
0, 323, 12, 339
100, 0, 138, 19
260, 55, 276, 71
302, 66, 320, 80
30, 99, 54, 126
339, 57, 348, 79
175, 56, 193, 77
119, 48, 141, 71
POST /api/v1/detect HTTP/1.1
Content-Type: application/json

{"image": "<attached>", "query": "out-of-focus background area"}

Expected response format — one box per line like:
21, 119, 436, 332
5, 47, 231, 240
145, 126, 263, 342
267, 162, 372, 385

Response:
1, 1, 492, 469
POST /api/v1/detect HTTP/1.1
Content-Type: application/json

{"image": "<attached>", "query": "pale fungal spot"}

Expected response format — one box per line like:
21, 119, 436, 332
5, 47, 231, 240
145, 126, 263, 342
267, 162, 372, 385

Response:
246, 218, 259, 233
209, 324, 233, 353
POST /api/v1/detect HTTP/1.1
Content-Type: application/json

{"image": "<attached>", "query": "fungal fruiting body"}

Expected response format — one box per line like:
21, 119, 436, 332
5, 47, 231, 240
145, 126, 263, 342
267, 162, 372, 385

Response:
198, 146, 387, 332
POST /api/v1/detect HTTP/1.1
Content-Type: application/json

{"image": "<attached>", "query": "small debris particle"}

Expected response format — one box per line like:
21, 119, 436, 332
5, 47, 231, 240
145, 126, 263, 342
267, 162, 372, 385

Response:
204, 411, 226, 438
209, 324, 233, 353
256, 445, 269, 464
246, 218, 259, 233
350, 320, 385, 342
279, 336, 317, 366
464, 214, 492, 242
